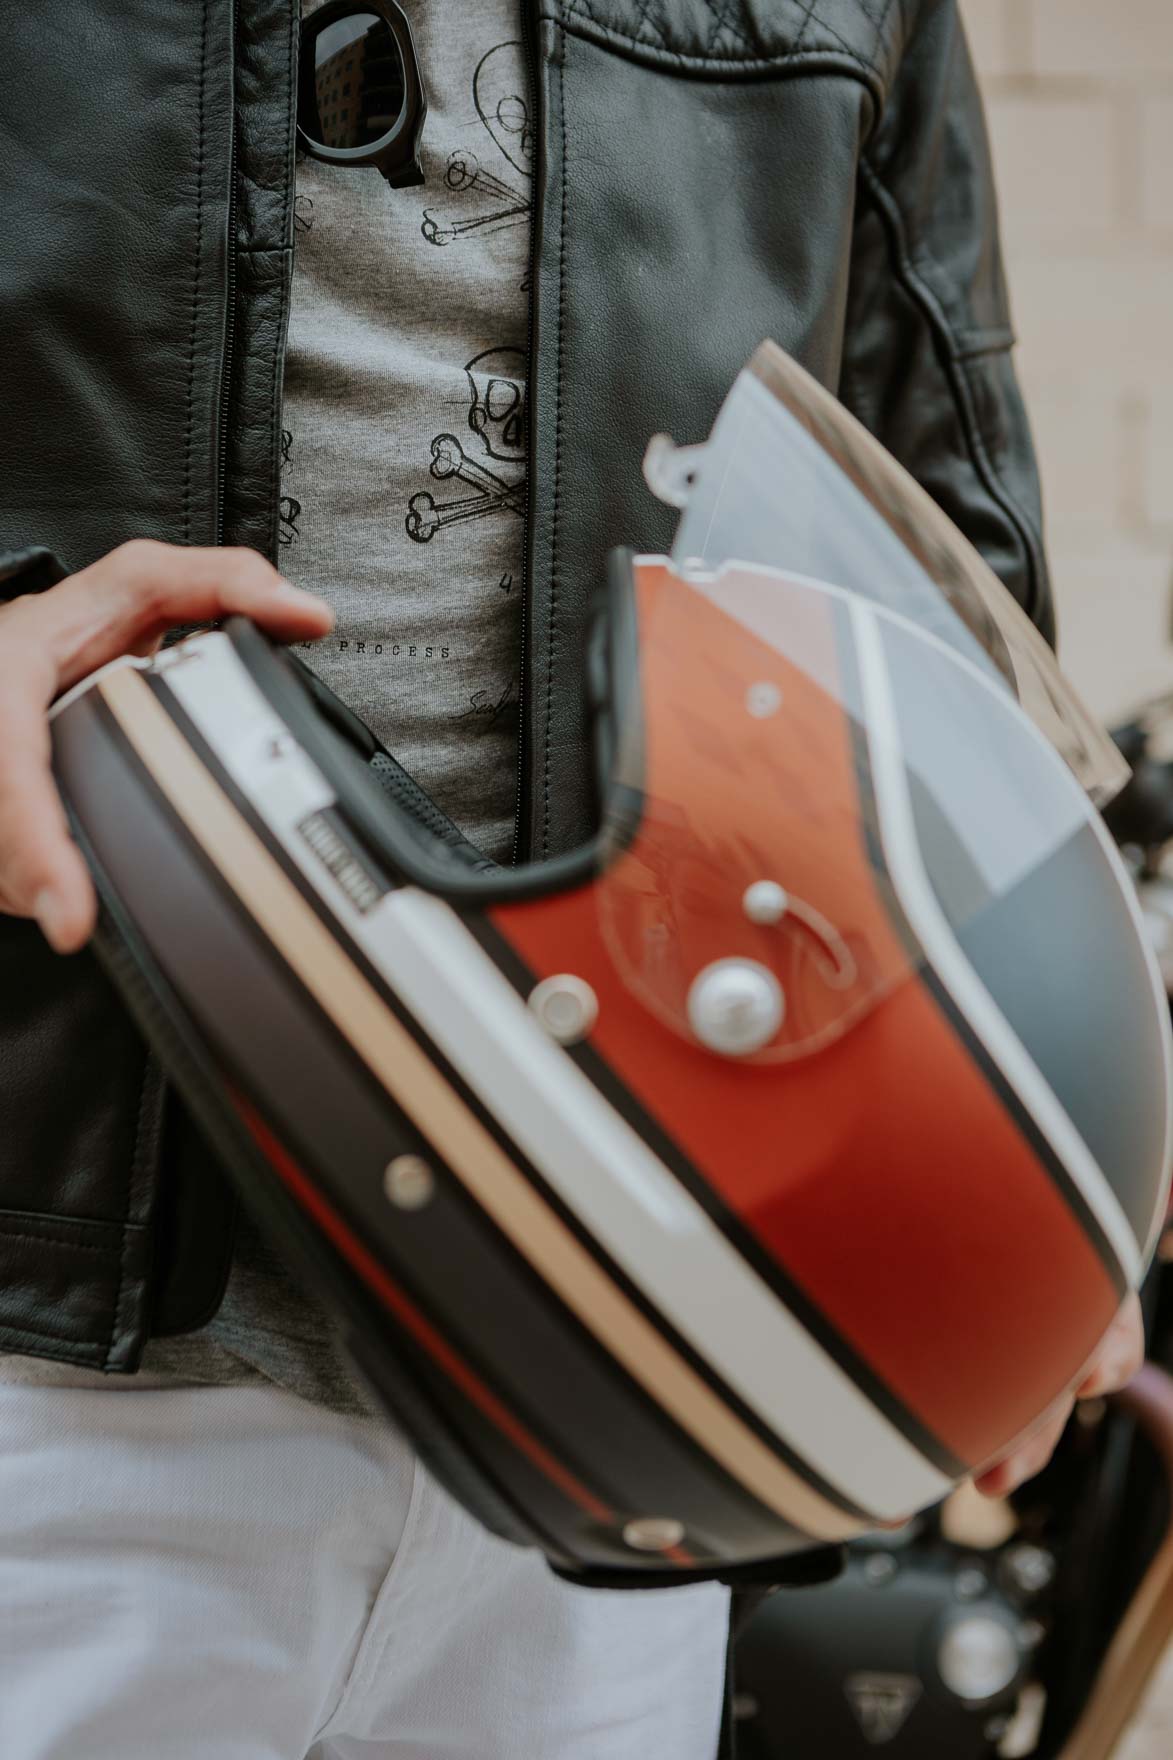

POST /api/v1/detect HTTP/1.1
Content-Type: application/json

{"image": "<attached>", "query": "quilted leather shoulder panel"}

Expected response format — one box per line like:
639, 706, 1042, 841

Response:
545, 0, 914, 92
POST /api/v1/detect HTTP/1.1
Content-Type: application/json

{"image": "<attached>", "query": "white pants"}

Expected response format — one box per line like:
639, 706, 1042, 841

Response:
0, 1381, 728, 1760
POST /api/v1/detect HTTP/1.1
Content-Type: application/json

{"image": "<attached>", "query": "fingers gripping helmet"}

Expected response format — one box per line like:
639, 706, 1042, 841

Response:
52, 346, 1173, 1585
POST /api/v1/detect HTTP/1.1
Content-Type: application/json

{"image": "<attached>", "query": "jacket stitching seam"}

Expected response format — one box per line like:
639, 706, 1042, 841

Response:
0, 1229, 117, 1257
703, 1, 725, 55
268, 295, 283, 560
0, 1210, 146, 1240
705, 0, 748, 56
871, 172, 1046, 621
182, 0, 211, 546
543, 31, 570, 860
632, 0, 668, 49
858, 158, 1046, 626
870, 0, 900, 64
790, 0, 820, 61
795, 0, 888, 76
107, 1055, 155, 1369
267, 2, 299, 560
630, 0, 657, 49
0, 1315, 112, 1353
0, 1226, 120, 1249
281, 5, 296, 265
848, 0, 897, 52
721, 1, 760, 55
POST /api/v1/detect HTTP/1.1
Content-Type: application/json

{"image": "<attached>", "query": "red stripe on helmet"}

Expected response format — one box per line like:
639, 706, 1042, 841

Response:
231, 1092, 617, 1528
490, 561, 1121, 1472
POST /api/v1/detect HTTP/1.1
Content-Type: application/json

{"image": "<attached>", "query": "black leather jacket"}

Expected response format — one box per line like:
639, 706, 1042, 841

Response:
0, 0, 1050, 1371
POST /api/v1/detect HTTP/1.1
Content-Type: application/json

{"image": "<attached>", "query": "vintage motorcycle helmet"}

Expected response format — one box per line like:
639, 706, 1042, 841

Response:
51, 344, 1173, 1584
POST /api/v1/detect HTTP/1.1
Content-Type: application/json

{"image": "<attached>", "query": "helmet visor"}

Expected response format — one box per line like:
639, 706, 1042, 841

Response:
645, 341, 1127, 808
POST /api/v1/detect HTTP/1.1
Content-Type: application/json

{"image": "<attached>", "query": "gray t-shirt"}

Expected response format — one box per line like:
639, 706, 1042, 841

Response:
276, 4, 531, 852
5, 4, 532, 1415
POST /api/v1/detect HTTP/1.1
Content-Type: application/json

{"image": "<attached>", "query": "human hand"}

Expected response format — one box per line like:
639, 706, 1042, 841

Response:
973, 1293, 1145, 1498
0, 540, 332, 954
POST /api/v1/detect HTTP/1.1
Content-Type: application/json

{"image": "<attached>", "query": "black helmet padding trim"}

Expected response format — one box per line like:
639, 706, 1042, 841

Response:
224, 562, 642, 900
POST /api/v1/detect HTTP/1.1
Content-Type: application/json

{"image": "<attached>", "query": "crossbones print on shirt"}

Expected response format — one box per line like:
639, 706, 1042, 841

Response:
421, 41, 531, 255
406, 346, 526, 544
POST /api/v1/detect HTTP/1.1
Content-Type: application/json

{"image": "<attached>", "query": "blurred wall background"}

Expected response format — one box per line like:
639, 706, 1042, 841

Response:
961, 0, 1173, 722
963, 9, 1173, 1750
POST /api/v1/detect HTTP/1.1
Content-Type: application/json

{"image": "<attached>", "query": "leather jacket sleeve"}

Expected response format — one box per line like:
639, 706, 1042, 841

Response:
838, 3, 1054, 645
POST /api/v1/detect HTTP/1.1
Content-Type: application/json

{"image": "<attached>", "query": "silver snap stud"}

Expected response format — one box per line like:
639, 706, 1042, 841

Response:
687, 958, 785, 1056
528, 974, 599, 1045
746, 681, 783, 718
383, 1154, 435, 1211
743, 880, 790, 925
622, 1516, 686, 1553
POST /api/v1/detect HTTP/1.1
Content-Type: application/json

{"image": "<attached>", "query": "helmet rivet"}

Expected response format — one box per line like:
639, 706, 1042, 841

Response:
383, 1154, 435, 1211
746, 681, 783, 718
622, 1516, 686, 1553
528, 974, 599, 1045
687, 959, 785, 1056
743, 880, 789, 925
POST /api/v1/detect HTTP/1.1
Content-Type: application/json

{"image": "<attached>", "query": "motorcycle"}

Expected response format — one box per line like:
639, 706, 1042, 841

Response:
733, 692, 1173, 1760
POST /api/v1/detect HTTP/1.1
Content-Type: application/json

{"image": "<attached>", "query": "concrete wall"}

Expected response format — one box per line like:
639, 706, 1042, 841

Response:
960, 0, 1173, 722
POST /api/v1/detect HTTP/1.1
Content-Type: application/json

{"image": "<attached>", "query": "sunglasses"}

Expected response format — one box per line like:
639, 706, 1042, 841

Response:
297, 0, 428, 190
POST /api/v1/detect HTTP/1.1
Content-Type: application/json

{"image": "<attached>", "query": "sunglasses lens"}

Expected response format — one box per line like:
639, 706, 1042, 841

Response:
302, 12, 407, 151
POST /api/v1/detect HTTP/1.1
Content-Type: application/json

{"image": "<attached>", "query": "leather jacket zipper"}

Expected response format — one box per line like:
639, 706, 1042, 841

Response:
215, 0, 239, 547
510, 0, 539, 867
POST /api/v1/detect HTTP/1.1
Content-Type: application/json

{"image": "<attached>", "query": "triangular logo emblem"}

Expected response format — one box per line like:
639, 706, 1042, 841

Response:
844, 1673, 922, 1745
